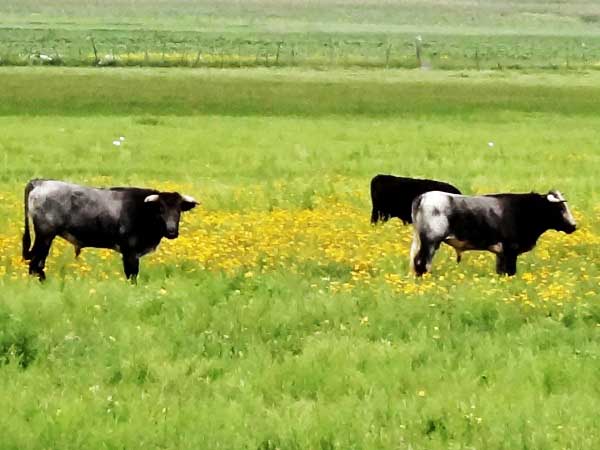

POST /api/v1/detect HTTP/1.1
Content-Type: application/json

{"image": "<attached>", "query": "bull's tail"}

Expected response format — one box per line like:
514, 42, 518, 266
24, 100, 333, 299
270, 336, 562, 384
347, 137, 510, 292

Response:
411, 193, 424, 225
22, 180, 37, 260
370, 175, 381, 224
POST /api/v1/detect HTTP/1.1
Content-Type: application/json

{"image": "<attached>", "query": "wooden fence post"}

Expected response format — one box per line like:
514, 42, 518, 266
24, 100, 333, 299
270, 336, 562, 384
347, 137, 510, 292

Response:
385, 42, 392, 68
275, 41, 282, 66
90, 37, 99, 65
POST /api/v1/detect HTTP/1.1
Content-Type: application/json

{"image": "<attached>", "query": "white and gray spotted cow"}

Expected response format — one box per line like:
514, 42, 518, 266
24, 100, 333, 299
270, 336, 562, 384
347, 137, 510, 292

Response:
410, 190, 577, 276
22, 179, 198, 281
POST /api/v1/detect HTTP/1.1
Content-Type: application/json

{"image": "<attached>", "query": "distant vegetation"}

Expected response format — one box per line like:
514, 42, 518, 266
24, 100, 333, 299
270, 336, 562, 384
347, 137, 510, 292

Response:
3, 0, 600, 70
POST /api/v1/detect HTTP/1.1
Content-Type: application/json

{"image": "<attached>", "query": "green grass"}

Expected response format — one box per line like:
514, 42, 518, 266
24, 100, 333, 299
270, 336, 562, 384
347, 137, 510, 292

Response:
0, 67, 599, 210
1, 67, 599, 449
2, 276, 600, 449
4, 67, 600, 118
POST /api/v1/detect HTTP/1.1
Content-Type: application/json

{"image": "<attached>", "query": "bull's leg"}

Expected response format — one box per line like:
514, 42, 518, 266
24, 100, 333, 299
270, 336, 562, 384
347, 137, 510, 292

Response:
409, 229, 420, 272
28, 234, 55, 281
504, 253, 518, 276
122, 253, 140, 282
370, 208, 379, 224
495, 253, 506, 274
412, 234, 438, 277
496, 252, 517, 276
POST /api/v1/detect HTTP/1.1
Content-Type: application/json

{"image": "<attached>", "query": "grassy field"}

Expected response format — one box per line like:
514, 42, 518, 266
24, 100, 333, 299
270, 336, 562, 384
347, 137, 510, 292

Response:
3, 0, 600, 69
0, 66, 599, 449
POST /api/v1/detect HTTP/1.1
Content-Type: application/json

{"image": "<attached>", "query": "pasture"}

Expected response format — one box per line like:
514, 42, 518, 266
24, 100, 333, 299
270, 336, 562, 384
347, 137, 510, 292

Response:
0, 66, 599, 449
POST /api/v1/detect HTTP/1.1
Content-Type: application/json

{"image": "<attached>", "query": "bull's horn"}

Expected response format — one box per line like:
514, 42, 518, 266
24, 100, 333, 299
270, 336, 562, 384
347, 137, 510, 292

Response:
547, 193, 565, 203
144, 194, 160, 203
182, 194, 199, 204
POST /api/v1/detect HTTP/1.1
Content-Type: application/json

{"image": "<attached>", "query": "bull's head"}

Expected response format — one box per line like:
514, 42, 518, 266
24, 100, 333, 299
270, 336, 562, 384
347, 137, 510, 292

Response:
545, 190, 576, 234
144, 192, 198, 239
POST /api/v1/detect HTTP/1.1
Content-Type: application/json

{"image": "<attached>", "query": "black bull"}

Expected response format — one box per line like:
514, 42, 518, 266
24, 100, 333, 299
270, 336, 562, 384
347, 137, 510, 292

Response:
370, 174, 461, 225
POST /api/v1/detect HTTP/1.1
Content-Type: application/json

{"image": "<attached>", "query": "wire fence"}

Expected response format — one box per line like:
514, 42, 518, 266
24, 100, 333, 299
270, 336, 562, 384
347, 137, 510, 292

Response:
1, 32, 599, 71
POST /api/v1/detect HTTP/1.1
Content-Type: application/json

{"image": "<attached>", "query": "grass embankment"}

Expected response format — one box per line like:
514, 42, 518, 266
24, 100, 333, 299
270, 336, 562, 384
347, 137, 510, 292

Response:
3, 67, 600, 117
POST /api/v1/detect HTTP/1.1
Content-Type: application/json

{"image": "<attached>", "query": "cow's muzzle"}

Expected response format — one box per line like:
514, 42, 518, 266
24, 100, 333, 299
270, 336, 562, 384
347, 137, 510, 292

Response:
166, 230, 179, 239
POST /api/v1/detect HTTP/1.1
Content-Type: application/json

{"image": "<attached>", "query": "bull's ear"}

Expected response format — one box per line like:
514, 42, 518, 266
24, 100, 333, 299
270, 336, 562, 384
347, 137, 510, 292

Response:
181, 194, 199, 211
144, 194, 160, 203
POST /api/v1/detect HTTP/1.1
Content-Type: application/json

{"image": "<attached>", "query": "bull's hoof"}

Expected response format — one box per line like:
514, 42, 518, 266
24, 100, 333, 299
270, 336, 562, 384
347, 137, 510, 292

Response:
496, 271, 516, 277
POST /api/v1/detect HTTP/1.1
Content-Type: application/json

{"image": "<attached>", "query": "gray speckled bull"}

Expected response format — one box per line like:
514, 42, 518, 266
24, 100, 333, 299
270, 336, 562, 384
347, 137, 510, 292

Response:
410, 190, 576, 276
22, 179, 198, 281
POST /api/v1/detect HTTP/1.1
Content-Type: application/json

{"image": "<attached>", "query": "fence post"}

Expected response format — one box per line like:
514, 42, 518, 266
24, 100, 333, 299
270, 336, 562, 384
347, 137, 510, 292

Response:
329, 37, 335, 65
415, 35, 422, 68
385, 42, 392, 69
89, 36, 98, 65
275, 41, 282, 66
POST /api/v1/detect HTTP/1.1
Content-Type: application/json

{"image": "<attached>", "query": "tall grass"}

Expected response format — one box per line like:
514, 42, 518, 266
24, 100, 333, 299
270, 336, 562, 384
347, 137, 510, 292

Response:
1, 274, 599, 449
